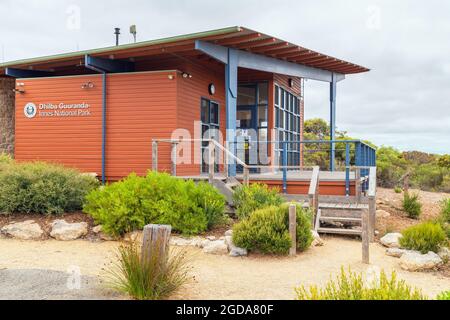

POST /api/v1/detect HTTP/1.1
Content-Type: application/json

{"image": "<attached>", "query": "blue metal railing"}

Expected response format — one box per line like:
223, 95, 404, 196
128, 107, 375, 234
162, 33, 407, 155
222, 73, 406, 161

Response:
232, 139, 377, 195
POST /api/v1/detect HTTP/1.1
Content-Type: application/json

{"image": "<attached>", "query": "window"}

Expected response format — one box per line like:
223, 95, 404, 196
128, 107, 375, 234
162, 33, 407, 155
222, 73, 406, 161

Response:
274, 85, 302, 168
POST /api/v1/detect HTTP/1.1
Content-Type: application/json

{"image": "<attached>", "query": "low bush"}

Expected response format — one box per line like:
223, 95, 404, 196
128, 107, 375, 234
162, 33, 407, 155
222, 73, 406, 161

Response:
437, 290, 450, 300
402, 192, 422, 219
107, 242, 189, 300
0, 160, 99, 215
440, 198, 450, 223
232, 203, 313, 255
399, 222, 447, 254
295, 267, 427, 300
394, 187, 402, 194
233, 183, 283, 219
84, 172, 226, 236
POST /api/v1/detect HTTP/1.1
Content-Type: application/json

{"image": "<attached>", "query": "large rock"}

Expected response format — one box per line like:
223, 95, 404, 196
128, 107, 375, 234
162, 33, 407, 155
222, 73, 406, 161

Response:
380, 233, 403, 248
386, 248, 410, 258
376, 209, 391, 218
399, 251, 443, 271
438, 247, 450, 262
1, 220, 44, 240
123, 231, 143, 243
225, 236, 247, 257
50, 220, 88, 241
202, 240, 229, 255
91, 225, 116, 241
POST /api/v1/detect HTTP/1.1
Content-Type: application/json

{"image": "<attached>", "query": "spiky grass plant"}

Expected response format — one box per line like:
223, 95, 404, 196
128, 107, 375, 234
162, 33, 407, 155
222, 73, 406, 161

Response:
295, 267, 427, 300
107, 241, 190, 300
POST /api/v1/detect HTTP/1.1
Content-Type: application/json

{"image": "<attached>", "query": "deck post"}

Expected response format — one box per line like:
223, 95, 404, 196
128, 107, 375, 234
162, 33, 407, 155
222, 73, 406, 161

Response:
329, 73, 337, 172
225, 48, 238, 177
362, 209, 370, 264
345, 143, 350, 196
289, 204, 297, 256
208, 140, 215, 183
355, 168, 362, 203
152, 141, 158, 172
171, 142, 177, 176
369, 195, 376, 243
141, 224, 172, 266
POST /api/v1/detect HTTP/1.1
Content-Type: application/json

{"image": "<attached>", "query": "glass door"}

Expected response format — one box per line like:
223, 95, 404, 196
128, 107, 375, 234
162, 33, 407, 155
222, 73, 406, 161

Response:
201, 98, 220, 174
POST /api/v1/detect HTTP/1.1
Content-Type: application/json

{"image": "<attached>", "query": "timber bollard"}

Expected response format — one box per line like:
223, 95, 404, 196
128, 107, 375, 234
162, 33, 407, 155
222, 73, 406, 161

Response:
141, 224, 172, 264
362, 210, 370, 264
289, 204, 297, 256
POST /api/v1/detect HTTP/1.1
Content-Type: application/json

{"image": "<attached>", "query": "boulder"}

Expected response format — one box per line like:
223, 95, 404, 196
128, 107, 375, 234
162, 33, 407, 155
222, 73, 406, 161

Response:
376, 210, 391, 218
123, 231, 143, 243
92, 225, 103, 234
225, 230, 233, 237
380, 233, 403, 248
386, 248, 410, 258
50, 220, 88, 241
311, 230, 324, 247
206, 236, 217, 241
438, 247, 449, 262
91, 225, 116, 241
202, 240, 228, 255
170, 236, 194, 247
1, 220, 44, 240
225, 236, 247, 257
399, 251, 443, 271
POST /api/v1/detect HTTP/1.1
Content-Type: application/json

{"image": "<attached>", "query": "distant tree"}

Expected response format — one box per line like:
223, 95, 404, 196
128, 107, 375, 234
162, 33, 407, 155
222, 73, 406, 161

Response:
438, 155, 450, 169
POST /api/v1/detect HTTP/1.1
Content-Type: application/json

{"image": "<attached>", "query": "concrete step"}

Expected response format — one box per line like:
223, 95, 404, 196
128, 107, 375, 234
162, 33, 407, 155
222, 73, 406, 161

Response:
318, 227, 362, 236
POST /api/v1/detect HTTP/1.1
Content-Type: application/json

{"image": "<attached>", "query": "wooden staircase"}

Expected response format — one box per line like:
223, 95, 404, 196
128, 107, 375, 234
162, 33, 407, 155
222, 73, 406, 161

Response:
314, 203, 369, 236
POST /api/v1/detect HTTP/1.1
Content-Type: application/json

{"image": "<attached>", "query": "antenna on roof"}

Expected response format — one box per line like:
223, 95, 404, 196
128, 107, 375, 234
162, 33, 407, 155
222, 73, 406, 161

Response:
130, 25, 137, 43
114, 28, 121, 46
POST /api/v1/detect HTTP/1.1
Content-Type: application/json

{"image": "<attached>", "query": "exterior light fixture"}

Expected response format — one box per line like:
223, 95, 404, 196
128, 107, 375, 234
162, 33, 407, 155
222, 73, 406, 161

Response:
182, 72, 192, 79
81, 82, 95, 89
168, 75, 174, 80
208, 83, 216, 95
288, 78, 294, 88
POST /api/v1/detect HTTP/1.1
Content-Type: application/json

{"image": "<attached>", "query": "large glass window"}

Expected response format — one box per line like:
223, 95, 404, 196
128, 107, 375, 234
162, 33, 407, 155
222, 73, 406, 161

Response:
274, 85, 301, 168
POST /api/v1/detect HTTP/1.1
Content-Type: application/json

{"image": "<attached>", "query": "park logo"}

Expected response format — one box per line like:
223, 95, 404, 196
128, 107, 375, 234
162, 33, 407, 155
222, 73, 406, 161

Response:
24, 102, 37, 119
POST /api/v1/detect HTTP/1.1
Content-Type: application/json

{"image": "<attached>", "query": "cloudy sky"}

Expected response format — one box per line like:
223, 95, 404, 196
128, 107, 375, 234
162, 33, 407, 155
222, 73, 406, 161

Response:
1, 0, 449, 154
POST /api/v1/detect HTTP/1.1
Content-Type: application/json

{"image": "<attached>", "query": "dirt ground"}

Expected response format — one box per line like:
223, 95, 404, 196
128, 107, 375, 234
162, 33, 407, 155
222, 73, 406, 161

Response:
0, 236, 449, 300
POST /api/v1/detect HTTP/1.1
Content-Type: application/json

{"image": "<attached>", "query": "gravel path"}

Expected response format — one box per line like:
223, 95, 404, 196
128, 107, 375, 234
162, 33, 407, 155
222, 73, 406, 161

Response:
0, 237, 448, 300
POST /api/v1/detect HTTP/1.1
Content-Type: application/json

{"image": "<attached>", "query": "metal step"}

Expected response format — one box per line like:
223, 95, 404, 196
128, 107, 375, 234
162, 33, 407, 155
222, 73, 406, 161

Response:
320, 216, 362, 223
318, 227, 362, 236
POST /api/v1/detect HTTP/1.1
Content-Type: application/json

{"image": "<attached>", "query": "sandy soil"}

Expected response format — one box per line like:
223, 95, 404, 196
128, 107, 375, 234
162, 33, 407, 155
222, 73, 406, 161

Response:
1, 236, 448, 300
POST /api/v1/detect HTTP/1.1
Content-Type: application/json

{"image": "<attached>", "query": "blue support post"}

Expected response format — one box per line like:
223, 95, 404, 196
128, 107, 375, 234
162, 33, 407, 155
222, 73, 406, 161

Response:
345, 143, 350, 196
329, 73, 337, 171
225, 48, 238, 177
282, 141, 288, 194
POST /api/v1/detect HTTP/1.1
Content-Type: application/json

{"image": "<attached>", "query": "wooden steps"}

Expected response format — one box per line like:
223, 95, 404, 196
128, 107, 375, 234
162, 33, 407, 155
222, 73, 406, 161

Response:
315, 201, 366, 237
317, 227, 362, 236
319, 216, 362, 223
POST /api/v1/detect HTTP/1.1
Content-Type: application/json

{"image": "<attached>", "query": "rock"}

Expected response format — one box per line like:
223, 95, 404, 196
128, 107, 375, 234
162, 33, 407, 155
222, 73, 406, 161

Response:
92, 225, 103, 234
1, 220, 44, 240
438, 247, 450, 262
376, 209, 391, 218
202, 240, 228, 255
225, 236, 247, 257
399, 251, 443, 271
225, 230, 233, 237
386, 248, 410, 258
123, 231, 143, 243
206, 236, 216, 241
380, 233, 403, 248
170, 236, 194, 247
50, 220, 88, 241
311, 230, 324, 247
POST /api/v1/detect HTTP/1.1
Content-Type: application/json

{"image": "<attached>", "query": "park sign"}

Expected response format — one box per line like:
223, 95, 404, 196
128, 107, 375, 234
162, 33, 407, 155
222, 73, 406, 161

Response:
24, 102, 92, 118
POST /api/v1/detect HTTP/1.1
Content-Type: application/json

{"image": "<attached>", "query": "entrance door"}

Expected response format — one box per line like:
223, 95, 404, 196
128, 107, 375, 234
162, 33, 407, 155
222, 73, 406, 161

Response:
236, 106, 258, 167
201, 98, 220, 174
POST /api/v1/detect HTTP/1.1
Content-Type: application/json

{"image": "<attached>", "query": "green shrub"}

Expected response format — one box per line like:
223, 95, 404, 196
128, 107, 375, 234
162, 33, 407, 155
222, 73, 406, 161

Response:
233, 183, 283, 219
295, 267, 427, 300
437, 290, 450, 300
399, 222, 447, 254
402, 192, 422, 219
0, 161, 99, 215
440, 198, 450, 223
232, 203, 313, 255
394, 187, 402, 194
107, 241, 189, 300
84, 172, 226, 236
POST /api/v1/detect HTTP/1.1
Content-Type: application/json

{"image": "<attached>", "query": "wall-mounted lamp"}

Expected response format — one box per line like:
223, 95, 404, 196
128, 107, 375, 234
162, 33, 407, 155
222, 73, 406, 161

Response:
288, 78, 294, 88
182, 72, 192, 79
168, 75, 175, 80
12, 88, 25, 94
81, 82, 95, 89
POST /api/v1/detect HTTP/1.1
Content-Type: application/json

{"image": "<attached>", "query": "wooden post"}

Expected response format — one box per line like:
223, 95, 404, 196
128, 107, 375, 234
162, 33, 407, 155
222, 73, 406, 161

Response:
289, 204, 297, 256
141, 224, 172, 265
368, 195, 376, 243
152, 141, 158, 172
403, 173, 410, 194
208, 140, 215, 183
171, 142, 178, 176
243, 167, 250, 186
355, 168, 361, 203
362, 209, 370, 264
